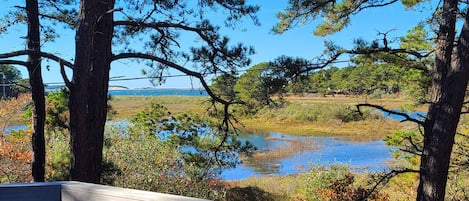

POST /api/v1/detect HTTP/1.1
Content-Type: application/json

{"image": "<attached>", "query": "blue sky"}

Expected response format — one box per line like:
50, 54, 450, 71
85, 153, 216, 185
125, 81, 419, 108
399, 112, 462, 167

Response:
0, 1, 432, 89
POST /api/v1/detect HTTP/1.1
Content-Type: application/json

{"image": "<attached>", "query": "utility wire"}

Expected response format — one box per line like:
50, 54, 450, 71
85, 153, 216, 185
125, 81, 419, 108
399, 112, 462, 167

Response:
42, 59, 351, 85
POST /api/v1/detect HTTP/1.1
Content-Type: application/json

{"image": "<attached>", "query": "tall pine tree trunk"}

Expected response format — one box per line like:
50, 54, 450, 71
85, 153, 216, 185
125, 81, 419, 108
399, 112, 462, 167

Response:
26, 0, 46, 182
69, 0, 114, 183
417, 1, 469, 200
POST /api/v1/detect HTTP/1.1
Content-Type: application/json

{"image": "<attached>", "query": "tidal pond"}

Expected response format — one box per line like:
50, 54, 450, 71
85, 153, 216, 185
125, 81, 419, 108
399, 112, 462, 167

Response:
221, 133, 392, 180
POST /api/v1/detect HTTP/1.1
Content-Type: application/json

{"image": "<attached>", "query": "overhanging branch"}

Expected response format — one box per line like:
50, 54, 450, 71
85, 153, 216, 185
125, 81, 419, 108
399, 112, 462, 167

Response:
356, 103, 424, 125
0, 60, 29, 66
345, 47, 432, 59
0, 50, 74, 68
366, 168, 419, 199
113, 20, 220, 53
112, 52, 245, 165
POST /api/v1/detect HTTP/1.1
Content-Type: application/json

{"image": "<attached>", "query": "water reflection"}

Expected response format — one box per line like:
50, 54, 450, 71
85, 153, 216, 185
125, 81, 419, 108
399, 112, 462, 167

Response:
222, 133, 391, 180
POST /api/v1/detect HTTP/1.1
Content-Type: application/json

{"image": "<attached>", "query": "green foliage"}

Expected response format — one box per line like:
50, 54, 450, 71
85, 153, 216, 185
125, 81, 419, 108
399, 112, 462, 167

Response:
309, 67, 338, 95
45, 132, 70, 181
0, 64, 21, 84
129, 102, 255, 180
268, 56, 313, 95
274, 1, 370, 36
234, 62, 273, 113
300, 164, 351, 200
234, 59, 314, 114
0, 64, 22, 97
102, 102, 257, 199
45, 88, 70, 133
23, 88, 70, 135
299, 164, 390, 201
401, 0, 429, 8
400, 23, 433, 51
383, 126, 469, 200
384, 129, 422, 168
210, 74, 238, 101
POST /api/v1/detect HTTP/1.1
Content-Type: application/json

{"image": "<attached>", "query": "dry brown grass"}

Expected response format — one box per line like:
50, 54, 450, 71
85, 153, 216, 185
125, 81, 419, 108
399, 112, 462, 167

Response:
108, 96, 210, 120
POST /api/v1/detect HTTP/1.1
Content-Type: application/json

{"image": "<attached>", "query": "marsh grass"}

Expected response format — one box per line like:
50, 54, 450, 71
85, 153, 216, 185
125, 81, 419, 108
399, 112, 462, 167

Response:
226, 164, 392, 201
109, 96, 414, 140
284, 95, 428, 112
239, 117, 406, 141
226, 174, 305, 200
108, 96, 210, 120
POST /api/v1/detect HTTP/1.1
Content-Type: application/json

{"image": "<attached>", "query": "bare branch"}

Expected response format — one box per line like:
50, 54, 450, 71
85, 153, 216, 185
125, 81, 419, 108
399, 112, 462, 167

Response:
0, 50, 73, 68
345, 47, 431, 59
356, 103, 424, 125
357, 0, 399, 12
407, 136, 423, 152
399, 148, 423, 156
59, 61, 72, 89
366, 168, 419, 199
0, 60, 29, 66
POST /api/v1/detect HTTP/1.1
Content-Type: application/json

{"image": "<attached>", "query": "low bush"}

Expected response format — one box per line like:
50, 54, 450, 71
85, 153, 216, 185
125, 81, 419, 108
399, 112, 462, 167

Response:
0, 131, 32, 183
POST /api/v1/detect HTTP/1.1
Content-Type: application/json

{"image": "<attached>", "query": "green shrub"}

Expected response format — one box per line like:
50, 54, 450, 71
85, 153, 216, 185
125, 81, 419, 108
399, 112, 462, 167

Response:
45, 132, 70, 181
299, 164, 389, 201
300, 164, 351, 200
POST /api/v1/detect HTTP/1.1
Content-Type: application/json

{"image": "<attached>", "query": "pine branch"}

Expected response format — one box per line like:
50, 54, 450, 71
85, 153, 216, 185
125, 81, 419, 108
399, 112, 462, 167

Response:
111, 52, 241, 106
0, 60, 29, 66
356, 103, 424, 125
0, 50, 73, 68
366, 168, 419, 199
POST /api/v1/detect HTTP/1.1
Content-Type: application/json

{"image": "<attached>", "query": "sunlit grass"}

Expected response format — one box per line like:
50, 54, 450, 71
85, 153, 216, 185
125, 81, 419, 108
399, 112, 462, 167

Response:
284, 95, 429, 112
238, 116, 408, 140
225, 174, 305, 200
109, 96, 416, 140
108, 96, 210, 120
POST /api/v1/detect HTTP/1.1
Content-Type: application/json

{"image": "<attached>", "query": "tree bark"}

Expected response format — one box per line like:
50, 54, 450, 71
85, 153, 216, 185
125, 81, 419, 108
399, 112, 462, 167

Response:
69, 0, 114, 183
26, 0, 46, 182
417, 1, 469, 200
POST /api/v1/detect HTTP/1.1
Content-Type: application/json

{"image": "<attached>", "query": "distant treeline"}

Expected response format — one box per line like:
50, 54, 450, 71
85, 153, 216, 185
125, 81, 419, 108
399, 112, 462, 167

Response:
297, 64, 430, 99
211, 61, 431, 113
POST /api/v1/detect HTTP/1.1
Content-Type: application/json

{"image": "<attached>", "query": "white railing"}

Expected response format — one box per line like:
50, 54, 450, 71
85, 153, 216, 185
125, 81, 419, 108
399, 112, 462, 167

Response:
0, 181, 210, 201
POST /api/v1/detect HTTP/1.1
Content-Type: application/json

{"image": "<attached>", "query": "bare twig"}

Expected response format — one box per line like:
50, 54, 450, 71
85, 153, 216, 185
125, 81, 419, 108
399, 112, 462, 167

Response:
366, 168, 419, 199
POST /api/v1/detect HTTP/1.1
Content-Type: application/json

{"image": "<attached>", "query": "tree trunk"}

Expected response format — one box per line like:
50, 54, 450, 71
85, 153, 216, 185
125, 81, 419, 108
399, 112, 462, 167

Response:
417, 1, 469, 200
69, 0, 114, 183
26, 0, 46, 182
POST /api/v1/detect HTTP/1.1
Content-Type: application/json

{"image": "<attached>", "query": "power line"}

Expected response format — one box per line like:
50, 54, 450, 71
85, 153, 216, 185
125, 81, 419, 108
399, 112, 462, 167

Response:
43, 59, 351, 85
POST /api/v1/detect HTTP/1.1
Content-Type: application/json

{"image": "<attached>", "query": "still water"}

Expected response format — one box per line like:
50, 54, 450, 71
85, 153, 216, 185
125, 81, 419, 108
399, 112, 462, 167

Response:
221, 133, 391, 180
5, 124, 392, 180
